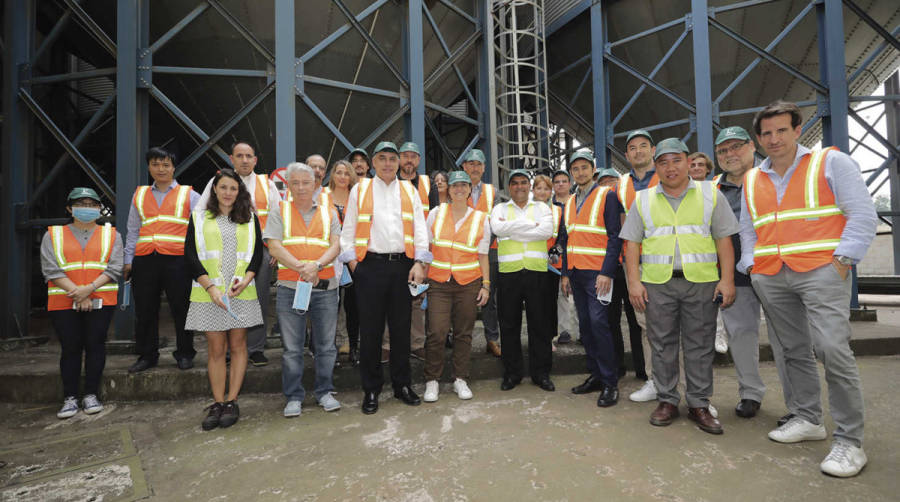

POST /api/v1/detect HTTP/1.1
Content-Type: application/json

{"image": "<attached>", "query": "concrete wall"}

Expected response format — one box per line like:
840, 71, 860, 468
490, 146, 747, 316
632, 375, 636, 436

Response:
858, 225, 896, 275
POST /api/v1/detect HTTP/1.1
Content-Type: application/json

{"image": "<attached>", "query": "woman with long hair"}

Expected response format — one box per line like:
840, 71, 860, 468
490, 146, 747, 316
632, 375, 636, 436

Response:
185, 168, 264, 431
329, 160, 361, 366
429, 171, 450, 210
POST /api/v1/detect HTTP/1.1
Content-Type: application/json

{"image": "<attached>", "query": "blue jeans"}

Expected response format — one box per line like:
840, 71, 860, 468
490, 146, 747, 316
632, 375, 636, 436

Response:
277, 286, 339, 401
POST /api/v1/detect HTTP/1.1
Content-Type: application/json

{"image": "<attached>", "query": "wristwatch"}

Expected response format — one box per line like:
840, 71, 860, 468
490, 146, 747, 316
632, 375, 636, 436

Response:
315, 262, 324, 271
835, 255, 853, 266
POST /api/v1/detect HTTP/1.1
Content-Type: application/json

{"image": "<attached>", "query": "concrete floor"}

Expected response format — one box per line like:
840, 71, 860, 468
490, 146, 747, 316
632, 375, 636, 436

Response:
1, 357, 898, 501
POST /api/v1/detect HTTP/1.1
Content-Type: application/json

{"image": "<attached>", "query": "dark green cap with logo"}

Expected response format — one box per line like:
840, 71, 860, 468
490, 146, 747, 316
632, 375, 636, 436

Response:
462, 149, 486, 163
626, 129, 654, 146
447, 171, 471, 185
372, 141, 399, 155
349, 147, 368, 159
67, 187, 101, 203
507, 168, 530, 184
653, 138, 690, 160
715, 126, 751, 146
399, 142, 421, 155
569, 149, 595, 166
596, 168, 620, 180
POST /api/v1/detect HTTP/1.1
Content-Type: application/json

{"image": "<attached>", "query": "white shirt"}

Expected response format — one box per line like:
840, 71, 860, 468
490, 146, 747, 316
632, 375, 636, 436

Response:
196, 172, 282, 215
426, 205, 492, 255
490, 200, 553, 243
339, 176, 430, 263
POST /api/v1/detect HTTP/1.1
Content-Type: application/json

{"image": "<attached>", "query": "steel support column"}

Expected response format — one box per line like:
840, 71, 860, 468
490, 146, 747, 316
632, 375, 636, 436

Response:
691, 0, 714, 156
275, 0, 296, 169
2, 0, 34, 337
477, 0, 497, 182
590, 1, 609, 167
817, 0, 850, 153
406, 0, 426, 169
886, 71, 900, 274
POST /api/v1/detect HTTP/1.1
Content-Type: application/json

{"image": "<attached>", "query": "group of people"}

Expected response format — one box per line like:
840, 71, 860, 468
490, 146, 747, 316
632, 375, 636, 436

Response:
41, 99, 876, 478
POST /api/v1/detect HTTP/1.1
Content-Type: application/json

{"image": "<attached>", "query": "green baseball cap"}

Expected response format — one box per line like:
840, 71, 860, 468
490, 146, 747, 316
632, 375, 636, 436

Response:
596, 168, 620, 180
447, 171, 471, 185
398, 142, 421, 155
349, 147, 368, 159
626, 129, 654, 146
507, 169, 530, 184
569, 149, 595, 166
67, 187, 101, 203
372, 141, 399, 155
462, 149, 486, 163
715, 126, 751, 146
653, 138, 690, 160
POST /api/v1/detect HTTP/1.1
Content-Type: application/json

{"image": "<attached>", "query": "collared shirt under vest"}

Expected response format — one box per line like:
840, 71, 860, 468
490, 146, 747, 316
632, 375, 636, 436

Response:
427, 203, 488, 285
492, 200, 552, 273
47, 223, 119, 311
565, 185, 612, 271
188, 210, 258, 302
618, 171, 659, 211
744, 147, 846, 275
354, 177, 418, 261
133, 184, 192, 256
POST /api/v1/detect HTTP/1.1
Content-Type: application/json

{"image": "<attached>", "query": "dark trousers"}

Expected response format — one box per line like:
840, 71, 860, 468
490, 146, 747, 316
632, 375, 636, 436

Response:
342, 282, 360, 350
50, 306, 114, 398
497, 269, 552, 381
354, 255, 413, 393
132, 252, 195, 361
547, 272, 560, 336
570, 269, 619, 387
479, 250, 500, 342
609, 264, 647, 380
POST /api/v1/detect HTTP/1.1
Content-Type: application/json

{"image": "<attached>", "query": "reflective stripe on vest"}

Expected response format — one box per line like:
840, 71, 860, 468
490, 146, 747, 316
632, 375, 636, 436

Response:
617, 172, 659, 211
134, 184, 191, 256
564, 186, 610, 270
497, 203, 548, 273
744, 148, 846, 275
189, 211, 257, 302
418, 175, 431, 219
637, 180, 719, 284
354, 178, 417, 261
47, 223, 119, 310
277, 199, 335, 281
254, 174, 272, 231
427, 203, 486, 285
547, 204, 563, 269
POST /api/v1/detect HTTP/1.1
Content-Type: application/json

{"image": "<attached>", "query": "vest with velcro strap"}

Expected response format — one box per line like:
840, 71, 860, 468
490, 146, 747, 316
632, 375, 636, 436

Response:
354, 177, 417, 262
617, 172, 659, 211
253, 174, 272, 231
277, 199, 335, 281
547, 203, 563, 269
189, 210, 257, 302
133, 184, 192, 256
636, 180, 719, 284
564, 185, 611, 271
497, 202, 549, 273
744, 147, 845, 275
47, 223, 119, 311
428, 203, 487, 285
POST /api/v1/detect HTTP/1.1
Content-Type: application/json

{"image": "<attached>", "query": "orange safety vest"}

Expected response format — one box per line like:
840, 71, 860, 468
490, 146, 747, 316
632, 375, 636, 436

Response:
407, 175, 431, 219
253, 174, 272, 231
547, 203, 563, 269
133, 184, 192, 256
354, 177, 417, 261
470, 182, 496, 248
565, 186, 611, 270
427, 203, 487, 285
277, 200, 335, 281
744, 147, 845, 275
617, 172, 659, 211
47, 224, 119, 311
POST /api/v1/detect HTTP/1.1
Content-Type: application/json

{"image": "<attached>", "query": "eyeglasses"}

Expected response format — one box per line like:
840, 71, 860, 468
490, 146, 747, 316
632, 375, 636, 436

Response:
715, 140, 749, 157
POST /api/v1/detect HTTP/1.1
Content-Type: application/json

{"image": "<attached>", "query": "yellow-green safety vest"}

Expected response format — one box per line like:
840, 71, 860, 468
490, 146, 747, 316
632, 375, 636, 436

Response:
497, 202, 548, 273
189, 210, 258, 302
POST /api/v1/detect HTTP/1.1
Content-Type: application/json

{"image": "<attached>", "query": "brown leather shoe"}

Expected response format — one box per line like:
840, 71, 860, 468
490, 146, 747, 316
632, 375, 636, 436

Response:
688, 407, 724, 435
649, 402, 679, 426
485, 341, 501, 358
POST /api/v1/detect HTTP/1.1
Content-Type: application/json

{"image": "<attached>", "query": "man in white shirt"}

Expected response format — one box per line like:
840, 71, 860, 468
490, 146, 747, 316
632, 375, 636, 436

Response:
339, 141, 430, 414
491, 169, 554, 392
197, 142, 281, 366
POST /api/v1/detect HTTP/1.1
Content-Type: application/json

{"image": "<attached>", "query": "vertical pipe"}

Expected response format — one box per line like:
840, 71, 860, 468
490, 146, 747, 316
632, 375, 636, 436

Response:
885, 71, 900, 274
2, 0, 34, 337
275, 0, 296, 170
590, 1, 607, 167
478, 0, 498, 183
407, 0, 426, 170
691, 0, 714, 156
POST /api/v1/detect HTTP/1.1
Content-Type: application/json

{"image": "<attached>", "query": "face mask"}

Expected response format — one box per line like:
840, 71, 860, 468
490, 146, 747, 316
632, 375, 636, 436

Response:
72, 207, 100, 223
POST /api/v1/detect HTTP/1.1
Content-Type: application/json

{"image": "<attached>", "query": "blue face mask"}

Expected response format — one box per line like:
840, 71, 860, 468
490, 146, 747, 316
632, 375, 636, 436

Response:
72, 207, 100, 223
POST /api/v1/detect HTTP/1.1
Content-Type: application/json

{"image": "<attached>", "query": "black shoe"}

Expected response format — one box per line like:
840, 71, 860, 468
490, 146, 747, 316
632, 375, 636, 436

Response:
735, 399, 761, 418
362, 392, 379, 414
571, 375, 604, 395
349, 348, 360, 367
176, 357, 194, 370
393, 386, 421, 406
128, 358, 157, 373
533, 376, 555, 392
597, 386, 619, 407
776, 412, 795, 427
202, 402, 224, 431
557, 331, 572, 344
500, 376, 521, 391
219, 400, 239, 428
249, 352, 268, 367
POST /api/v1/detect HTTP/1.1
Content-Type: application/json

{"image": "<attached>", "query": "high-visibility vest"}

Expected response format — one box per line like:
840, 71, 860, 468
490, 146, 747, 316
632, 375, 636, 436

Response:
133, 184, 192, 256
744, 147, 845, 275
253, 174, 272, 231
47, 223, 119, 311
636, 180, 720, 284
617, 172, 659, 211
410, 175, 431, 219
428, 203, 486, 285
497, 202, 548, 273
354, 177, 417, 262
547, 203, 563, 269
189, 211, 257, 302
712, 173, 723, 185
469, 182, 496, 213
564, 186, 611, 271
277, 200, 335, 281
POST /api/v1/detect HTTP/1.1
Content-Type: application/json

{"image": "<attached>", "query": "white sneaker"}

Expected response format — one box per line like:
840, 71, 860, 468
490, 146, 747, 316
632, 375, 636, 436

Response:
57, 396, 79, 419
318, 393, 341, 412
820, 440, 867, 477
424, 380, 439, 402
453, 378, 473, 400
768, 416, 827, 443
629, 380, 657, 402
283, 400, 302, 417
708, 404, 718, 419
714, 328, 728, 354
82, 394, 103, 415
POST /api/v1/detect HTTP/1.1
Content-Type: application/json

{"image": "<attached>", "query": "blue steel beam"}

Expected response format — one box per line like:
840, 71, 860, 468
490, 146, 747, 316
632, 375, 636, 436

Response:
300, 0, 389, 64
332, 0, 408, 88
691, 0, 714, 155
842, 0, 900, 53
27, 68, 117, 84
818, 0, 850, 153
148, 85, 231, 165
407, 0, 426, 160
548, 54, 590, 82
32, 5, 74, 65
151, 66, 268, 78
274, 0, 296, 169
207, 0, 274, 64
477, 0, 497, 183
438, 0, 478, 26
299, 92, 356, 152
149, 2, 209, 54
360, 105, 410, 151
425, 101, 479, 127
711, 0, 781, 14
605, 53, 696, 112
423, 4, 479, 110
62, 0, 116, 57
303, 75, 401, 99
849, 25, 900, 84
590, 1, 608, 166
423, 29, 481, 90
609, 17, 686, 49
